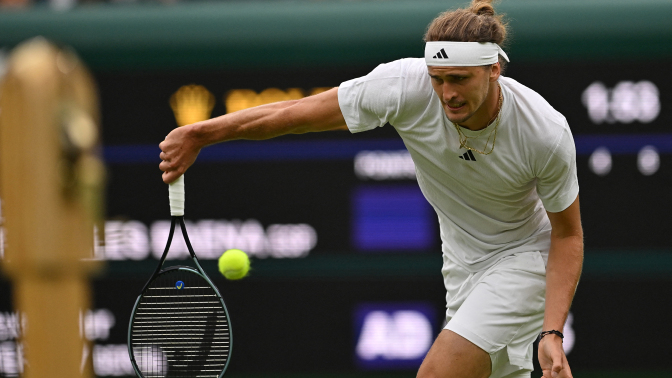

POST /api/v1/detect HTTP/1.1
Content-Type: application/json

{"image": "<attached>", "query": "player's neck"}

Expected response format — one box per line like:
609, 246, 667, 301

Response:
458, 82, 501, 131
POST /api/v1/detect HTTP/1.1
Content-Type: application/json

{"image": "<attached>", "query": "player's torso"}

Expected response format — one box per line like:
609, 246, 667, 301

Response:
395, 79, 543, 224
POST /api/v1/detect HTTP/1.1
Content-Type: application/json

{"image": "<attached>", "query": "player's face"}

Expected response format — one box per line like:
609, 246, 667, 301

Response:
427, 65, 499, 129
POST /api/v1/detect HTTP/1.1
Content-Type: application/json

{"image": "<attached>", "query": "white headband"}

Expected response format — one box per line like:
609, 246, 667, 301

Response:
425, 42, 509, 67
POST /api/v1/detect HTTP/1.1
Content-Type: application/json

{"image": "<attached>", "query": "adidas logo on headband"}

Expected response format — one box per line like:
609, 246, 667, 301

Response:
432, 48, 449, 59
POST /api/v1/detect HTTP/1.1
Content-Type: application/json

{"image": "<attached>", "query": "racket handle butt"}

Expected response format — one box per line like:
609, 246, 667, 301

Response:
169, 175, 185, 216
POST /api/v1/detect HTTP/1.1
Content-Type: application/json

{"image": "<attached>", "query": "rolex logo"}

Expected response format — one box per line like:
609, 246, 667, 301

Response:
169, 84, 215, 126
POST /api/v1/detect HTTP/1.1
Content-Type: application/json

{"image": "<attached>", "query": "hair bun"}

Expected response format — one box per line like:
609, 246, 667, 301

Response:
470, 1, 496, 16
424, 0, 508, 53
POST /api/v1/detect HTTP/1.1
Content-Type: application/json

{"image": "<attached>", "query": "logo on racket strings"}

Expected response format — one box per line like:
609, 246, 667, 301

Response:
175, 280, 184, 290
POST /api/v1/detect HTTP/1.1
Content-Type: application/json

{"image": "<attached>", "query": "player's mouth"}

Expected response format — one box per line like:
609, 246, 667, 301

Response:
445, 102, 466, 111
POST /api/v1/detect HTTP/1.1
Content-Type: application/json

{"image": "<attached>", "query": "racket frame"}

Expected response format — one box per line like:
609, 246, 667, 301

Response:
127, 215, 233, 378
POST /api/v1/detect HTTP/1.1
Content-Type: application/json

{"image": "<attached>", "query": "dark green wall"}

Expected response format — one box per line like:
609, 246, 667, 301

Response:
1, 0, 670, 70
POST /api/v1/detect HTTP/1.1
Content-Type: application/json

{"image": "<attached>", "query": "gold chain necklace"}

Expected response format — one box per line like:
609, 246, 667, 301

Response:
451, 84, 503, 155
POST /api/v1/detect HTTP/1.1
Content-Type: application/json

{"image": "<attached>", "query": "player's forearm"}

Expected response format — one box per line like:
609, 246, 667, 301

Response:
543, 234, 583, 331
160, 88, 344, 183
188, 100, 302, 148
186, 88, 344, 148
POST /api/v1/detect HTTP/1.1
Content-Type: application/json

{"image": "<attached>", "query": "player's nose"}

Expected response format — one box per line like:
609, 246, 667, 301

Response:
441, 83, 458, 102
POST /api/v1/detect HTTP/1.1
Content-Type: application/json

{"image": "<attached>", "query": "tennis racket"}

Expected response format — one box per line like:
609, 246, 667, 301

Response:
128, 175, 232, 378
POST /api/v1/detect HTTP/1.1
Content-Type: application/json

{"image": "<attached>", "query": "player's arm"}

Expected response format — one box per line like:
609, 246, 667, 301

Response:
159, 87, 345, 183
539, 195, 583, 378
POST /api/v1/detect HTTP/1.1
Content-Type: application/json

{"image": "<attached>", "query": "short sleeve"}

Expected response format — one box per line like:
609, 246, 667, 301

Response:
536, 125, 579, 213
337, 60, 404, 133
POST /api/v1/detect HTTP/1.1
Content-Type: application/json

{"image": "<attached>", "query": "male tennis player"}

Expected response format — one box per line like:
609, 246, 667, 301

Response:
159, 1, 582, 377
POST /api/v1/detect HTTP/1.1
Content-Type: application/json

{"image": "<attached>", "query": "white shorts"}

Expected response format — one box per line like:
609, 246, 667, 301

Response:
442, 251, 547, 378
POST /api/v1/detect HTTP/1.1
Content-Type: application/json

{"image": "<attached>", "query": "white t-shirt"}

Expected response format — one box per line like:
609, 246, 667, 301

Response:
338, 58, 579, 272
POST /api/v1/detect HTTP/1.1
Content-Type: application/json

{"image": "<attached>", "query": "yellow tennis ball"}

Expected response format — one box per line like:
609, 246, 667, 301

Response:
218, 249, 250, 280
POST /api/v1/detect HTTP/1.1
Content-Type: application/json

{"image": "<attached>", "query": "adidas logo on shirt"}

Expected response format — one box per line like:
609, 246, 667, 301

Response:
432, 48, 449, 59
458, 150, 477, 161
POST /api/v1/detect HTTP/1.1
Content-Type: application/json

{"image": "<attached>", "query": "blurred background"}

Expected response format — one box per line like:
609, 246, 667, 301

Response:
0, 0, 671, 377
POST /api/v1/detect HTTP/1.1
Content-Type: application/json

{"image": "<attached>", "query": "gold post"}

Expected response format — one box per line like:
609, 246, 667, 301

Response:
0, 38, 104, 378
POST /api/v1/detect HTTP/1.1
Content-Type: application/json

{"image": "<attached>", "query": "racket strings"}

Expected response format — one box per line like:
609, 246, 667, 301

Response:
131, 269, 230, 378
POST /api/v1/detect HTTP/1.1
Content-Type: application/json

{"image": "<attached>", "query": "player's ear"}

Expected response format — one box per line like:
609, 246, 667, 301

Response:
489, 63, 501, 82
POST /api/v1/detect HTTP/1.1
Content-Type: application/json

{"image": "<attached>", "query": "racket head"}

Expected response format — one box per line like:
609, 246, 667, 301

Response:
128, 266, 232, 378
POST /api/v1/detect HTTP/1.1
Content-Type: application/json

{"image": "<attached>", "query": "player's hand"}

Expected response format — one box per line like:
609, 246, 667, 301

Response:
159, 125, 202, 184
538, 334, 572, 378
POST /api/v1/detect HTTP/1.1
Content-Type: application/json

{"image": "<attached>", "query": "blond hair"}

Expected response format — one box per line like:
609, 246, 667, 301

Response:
424, 1, 509, 69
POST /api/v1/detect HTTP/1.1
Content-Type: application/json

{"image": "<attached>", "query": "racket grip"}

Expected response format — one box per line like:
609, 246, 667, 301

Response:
169, 175, 185, 216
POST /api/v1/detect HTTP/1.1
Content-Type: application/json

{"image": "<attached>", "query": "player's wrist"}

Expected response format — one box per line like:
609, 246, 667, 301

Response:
538, 329, 564, 343
185, 121, 211, 149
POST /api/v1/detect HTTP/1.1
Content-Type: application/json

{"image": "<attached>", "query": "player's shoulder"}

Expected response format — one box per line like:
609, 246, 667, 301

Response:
398, 57, 431, 77
367, 58, 429, 83
350, 58, 430, 94
500, 76, 574, 164
501, 76, 570, 143
500, 76, 567, 128
362, 58, 435, 127
371, 58, 434, 98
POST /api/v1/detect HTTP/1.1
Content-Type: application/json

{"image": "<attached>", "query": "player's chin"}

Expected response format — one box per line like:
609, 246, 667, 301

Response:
444, 109, 472, 124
